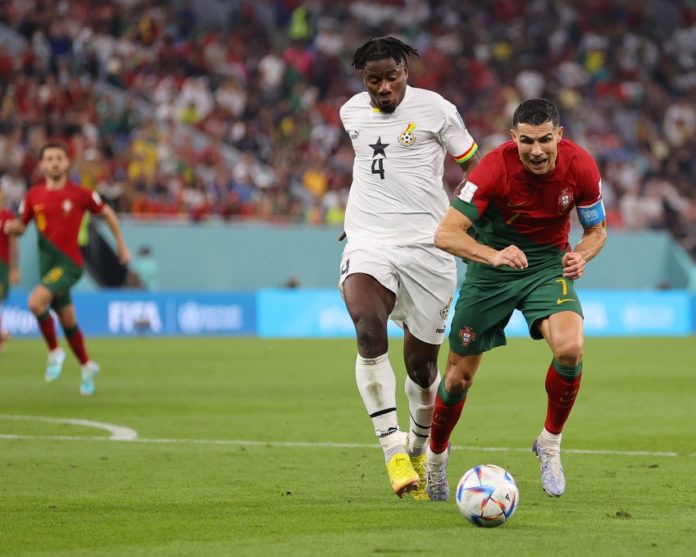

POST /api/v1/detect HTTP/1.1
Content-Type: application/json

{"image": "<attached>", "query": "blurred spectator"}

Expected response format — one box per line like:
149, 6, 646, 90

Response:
0, 0, 694, 258
0, 165, 26, 212
130, 244, 159, 292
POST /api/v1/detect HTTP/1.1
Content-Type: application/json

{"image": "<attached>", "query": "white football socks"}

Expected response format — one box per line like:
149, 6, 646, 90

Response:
405, 373, 440, 456
539, 427, 562, 448
355, 353, 403, 462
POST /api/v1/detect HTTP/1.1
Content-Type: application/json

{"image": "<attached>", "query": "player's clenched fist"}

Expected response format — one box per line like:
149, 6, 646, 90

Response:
562, 251, 586, 280
492, 245, 528, 269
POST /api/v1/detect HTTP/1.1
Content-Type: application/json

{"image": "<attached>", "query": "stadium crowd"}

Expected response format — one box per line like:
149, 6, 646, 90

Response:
0, 0, 695, 255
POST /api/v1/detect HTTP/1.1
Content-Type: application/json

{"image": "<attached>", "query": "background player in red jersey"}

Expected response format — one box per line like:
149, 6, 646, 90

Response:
4, 142, 130, 395
0, 187, 20, 351
424, 98, 607, 500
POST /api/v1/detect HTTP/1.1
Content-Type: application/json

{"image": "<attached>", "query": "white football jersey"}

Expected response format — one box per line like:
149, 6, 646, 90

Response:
340, 85, 477, 247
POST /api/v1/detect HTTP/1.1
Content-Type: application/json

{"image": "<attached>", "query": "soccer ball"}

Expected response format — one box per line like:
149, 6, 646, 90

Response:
455, 464, 519, 527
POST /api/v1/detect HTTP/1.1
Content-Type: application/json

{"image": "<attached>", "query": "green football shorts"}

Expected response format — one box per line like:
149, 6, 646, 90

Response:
449, 268, 583, 355
40, 257, 83, 309
0, 260, 8, 301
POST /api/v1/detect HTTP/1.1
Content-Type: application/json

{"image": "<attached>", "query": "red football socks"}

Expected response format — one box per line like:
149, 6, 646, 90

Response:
37, 311, 58, 351
430, 383, 467, 454
64, 325, 89, 365
544, 361, 582, 435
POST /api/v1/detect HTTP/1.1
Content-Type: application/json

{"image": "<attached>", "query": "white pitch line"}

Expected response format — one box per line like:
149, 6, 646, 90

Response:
0, 414, 138, 440
0, 432, 683, 457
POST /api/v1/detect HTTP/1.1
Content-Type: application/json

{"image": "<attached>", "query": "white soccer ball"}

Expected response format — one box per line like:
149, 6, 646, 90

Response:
455, 464, 519, 527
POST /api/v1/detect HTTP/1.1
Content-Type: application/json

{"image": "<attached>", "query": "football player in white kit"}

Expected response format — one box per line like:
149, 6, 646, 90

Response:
338, 37, 480, 499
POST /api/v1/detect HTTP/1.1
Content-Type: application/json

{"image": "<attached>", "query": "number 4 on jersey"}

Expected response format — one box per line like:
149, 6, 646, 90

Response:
371, 158, 385, 180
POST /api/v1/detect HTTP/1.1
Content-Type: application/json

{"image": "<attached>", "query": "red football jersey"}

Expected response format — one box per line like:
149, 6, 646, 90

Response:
21, 182, 105, 267
0, 208, 14, 265
454, 139, 602, 259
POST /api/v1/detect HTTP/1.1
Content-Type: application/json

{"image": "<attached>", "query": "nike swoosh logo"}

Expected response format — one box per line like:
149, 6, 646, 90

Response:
557, 298, 575, 305
506, 201, 527, 207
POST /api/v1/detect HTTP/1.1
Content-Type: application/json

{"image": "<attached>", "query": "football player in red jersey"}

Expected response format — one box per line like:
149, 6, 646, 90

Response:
0, 187, 20, 350
4, 142, 130, 395
424, 99, 607, 500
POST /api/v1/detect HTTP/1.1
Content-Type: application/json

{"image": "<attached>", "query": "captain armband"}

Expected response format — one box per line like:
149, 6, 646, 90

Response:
576, 199, 605, 227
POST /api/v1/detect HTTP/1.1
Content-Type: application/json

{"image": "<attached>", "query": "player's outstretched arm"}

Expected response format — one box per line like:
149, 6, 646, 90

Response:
100, 205, 131, 265
435, 207, 528, 269
563, 221, 607, 280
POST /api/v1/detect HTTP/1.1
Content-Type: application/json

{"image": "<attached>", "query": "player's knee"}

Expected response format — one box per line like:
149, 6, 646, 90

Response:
405, 359, 438, 387
354, 316, 389, 357
445, 367, 474, 394
444, 375, 473, 395
27, 294, 48, 316
554, 339, 583, 367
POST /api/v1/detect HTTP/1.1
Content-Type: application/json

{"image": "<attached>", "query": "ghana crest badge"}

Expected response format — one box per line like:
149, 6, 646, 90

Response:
398, 123, 416, 146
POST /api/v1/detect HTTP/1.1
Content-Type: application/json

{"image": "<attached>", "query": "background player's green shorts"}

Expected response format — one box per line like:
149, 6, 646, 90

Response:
0, 260, 8, 301
449, 268, 583, 355
39, 257, 83, 310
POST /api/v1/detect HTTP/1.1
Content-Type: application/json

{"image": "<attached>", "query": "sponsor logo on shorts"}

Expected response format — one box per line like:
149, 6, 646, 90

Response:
349, 129, 360, 140
44, 267, 64, 284
556, 297, 575, 305
459, 326, 476, 346
436, 328, 445, 334
340, 258, 350, 276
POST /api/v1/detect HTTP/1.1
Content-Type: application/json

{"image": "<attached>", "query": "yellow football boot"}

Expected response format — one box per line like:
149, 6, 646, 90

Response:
409, 453, 430, 501
385, 452, 420, 498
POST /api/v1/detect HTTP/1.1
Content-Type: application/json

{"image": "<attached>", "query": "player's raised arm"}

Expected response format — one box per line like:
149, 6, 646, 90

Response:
434, 207, 528, 269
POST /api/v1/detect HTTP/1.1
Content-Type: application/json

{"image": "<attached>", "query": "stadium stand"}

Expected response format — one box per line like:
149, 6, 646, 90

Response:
0, 0, 695, 257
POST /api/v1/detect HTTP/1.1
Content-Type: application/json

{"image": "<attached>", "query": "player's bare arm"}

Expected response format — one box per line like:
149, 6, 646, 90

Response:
435, 207, 528, 269
452, 153, 482, 198
563, 221, 607, 280
458, 150, 481, 176
9, 235, 19, 285
3, 219, 26, 236
100, 205, 131, 265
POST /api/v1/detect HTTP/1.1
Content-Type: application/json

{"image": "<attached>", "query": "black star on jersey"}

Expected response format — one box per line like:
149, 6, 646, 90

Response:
369, 137, 389, 158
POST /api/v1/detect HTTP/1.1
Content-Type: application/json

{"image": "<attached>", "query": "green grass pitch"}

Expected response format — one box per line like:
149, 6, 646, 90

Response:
1, 337, 695, 556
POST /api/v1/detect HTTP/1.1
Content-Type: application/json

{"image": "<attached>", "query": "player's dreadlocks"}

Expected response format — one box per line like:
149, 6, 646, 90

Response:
351, 37, 419, 70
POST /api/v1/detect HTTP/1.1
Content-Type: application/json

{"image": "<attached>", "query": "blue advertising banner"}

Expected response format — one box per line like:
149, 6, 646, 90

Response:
2, 291, 256, 337
2, 289, 692, 338
256, 289, 694, 338
256, 289, 403, 338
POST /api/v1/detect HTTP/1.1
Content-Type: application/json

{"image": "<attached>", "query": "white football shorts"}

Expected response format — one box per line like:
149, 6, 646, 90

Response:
338, 244, 457, 345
